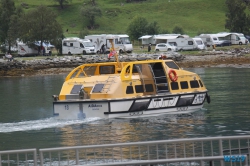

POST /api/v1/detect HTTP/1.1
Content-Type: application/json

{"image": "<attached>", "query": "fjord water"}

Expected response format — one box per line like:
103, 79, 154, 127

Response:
0, 68, 250, 151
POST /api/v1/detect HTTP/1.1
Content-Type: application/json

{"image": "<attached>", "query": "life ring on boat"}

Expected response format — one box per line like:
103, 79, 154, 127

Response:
168, 69, 178, 82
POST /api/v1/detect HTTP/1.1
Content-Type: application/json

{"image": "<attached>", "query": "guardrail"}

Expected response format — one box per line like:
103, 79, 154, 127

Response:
0, 148, 37, 166
1, 135, 250, 166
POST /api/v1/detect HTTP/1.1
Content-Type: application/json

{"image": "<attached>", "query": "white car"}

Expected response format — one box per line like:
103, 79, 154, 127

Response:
155, 43, 177, 52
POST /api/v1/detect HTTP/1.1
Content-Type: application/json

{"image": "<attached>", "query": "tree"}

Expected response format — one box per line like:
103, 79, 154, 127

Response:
53, 0, 72, 9
172, 26, 184, 34
127, 16, 148, 41
80, 5, 102, 29
225, 0, 250, 34
147, 21, 160, 35
0, 0, 16, 45
79, 28, 89, 39
19, 5, 63, 51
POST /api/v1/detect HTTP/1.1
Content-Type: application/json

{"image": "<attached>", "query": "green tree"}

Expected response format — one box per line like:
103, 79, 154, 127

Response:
172, 26, 184, 34
19, 5, 63, 52
225, 0, 250, 34
0, 0, 16, 47
127, 16, 148, 41
53, 0, 72, 9
80, 1, 102, 29
79, 28, 89, 39
147, 21, 160, 35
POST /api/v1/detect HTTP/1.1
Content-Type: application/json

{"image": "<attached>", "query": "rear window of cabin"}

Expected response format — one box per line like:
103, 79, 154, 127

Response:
99, 65, 115, 74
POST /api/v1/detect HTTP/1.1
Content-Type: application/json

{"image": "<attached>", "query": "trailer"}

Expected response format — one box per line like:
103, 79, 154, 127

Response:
85, 34, 133, 53
217, 32, 247, 45
62, 37, 96, 55
167, 37, 200, 51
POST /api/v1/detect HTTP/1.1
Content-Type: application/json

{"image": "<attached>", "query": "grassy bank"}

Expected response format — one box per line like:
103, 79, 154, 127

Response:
13, 0, 227, 37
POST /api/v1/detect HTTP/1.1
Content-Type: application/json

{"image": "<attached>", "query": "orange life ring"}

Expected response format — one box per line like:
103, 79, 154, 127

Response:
168, 69, 178, 82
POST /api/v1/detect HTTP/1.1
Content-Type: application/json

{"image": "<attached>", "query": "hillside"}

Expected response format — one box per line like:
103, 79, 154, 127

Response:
14, 0, 227, 37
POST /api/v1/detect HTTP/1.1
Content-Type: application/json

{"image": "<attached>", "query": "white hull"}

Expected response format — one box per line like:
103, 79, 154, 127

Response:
53, 92, 208, 120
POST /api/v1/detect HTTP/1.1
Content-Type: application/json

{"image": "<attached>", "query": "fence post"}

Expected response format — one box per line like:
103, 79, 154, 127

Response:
76, 149, 79, 165
219, 139, 224, 166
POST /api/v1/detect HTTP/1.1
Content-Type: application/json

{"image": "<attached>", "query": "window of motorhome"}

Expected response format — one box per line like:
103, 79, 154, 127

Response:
213, 37, 218, 41
80, 43, 84, 48
70, 43, 73, 47
188, 41, 193, 45
121, 37, 131, 44
196, 40, 203, 45
206, 38, 211, 42
63, 42, 67, 46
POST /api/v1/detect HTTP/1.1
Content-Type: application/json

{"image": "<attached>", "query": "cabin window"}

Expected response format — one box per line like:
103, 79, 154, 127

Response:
83, 66, 96, 76
63, 42, 67, 46
70, 43, 73, 47
126, 86, 134, 94
190, 80, 200, 88
188, 41, 193, 45
99, 65, 115, 74
199, 80, 204, 87
135, 85, 144, 93
165, 62, 179, 70
170, 82, 179, 90
145, 84, 154, 92
180, 81, 189, 89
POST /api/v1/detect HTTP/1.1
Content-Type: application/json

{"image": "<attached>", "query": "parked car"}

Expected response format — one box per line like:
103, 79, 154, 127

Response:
216, 40, 232, 47
155, 43, 177, 52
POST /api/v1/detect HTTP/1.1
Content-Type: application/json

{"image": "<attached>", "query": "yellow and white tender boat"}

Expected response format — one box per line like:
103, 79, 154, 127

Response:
53, 36, 210, 119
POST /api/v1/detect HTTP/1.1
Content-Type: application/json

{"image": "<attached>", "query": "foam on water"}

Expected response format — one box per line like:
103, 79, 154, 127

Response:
0, 117, 101, 133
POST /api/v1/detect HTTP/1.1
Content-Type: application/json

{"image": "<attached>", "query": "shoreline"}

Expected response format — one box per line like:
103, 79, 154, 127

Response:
1, 53, 250, 77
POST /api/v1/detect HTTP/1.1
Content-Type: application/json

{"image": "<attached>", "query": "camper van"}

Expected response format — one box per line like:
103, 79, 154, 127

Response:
167, 37, 200, 51
85, 34, 133, 53
193, 37, 206, 50
18, 41, 53, 56
62, 37, 96, 55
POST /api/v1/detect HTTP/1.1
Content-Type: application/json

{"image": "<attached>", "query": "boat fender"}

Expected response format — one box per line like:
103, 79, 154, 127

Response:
206, 93, 211, 104
168, 69, 178, 82
79, 89, 84, 99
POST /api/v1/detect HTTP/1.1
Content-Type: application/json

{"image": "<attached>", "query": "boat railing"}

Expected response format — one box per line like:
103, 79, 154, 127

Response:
1, 135, 250, 166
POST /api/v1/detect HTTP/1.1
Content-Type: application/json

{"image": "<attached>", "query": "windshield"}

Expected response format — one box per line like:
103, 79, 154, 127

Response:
120, 37, 131, 44
82, 42, 93, 47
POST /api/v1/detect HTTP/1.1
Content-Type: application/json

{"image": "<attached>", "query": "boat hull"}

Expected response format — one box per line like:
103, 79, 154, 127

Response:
53, 92, 208, 119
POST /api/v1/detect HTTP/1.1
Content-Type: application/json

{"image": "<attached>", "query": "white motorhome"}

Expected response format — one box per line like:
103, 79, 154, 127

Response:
167, 37, 200, 51
18, 41, 53, 56
62, 37, 96, 55
85, 34, 133, 53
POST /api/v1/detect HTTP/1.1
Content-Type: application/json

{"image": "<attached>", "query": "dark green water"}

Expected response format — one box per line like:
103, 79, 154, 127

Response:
0, 68, 250, 151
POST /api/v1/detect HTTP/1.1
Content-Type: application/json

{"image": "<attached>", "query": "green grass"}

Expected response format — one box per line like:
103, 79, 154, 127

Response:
13, 0, 228, 37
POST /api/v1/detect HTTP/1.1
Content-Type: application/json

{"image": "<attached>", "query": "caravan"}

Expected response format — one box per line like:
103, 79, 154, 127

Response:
62, 37, 96, 55
85, 34, 133, 53
167, 37, 201, 51
217, 32, 247, 45
198, 34, 222, 47
18, 41, 54, 56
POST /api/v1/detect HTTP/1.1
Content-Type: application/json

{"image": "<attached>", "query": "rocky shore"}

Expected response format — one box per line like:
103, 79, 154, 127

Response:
1, 48, 250, 77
